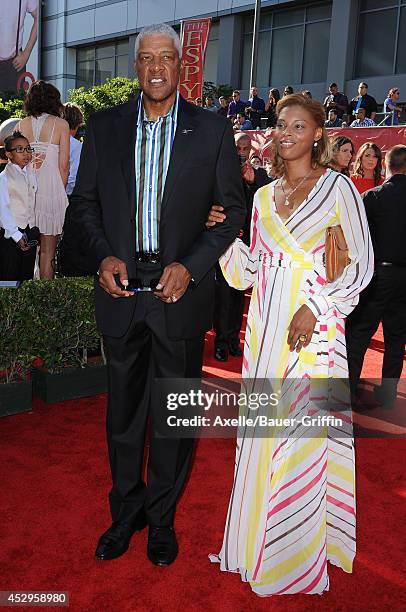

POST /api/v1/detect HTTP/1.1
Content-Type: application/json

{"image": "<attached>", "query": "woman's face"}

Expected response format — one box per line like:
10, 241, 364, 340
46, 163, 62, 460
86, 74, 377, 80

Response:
361, 148, 379, 172
335, 143, 353, 170
274, 105, 322, 163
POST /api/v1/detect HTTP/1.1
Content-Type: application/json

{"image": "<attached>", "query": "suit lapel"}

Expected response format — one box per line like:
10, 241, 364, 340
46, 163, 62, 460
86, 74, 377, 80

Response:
162, 97, 199, 208
114, 98, 138, 217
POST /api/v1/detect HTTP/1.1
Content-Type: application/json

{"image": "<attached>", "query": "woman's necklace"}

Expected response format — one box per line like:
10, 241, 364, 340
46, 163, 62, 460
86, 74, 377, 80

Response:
279, 169, 314, 207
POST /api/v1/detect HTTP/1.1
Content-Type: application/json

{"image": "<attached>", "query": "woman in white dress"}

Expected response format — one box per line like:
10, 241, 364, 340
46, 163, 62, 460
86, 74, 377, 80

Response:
18, 80, 69, 279
209, 94, 374, 595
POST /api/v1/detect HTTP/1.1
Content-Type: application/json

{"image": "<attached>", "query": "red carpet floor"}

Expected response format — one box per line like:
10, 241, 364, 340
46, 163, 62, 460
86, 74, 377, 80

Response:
0, 322, 405, 611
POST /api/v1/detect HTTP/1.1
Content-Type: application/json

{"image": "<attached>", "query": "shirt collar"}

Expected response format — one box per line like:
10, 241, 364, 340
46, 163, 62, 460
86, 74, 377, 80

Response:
137, 91, 179, 127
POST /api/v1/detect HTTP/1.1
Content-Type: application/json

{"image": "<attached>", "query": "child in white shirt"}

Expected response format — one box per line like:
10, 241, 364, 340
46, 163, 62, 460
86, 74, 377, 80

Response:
0, 131, 38, 281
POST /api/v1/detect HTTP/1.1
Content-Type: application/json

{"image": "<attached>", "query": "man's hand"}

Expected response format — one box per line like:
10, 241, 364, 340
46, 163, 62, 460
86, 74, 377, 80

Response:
98, 256, 134, 298
154, 262, 191, 303
206, 204, 226, 228
287, 305, 317, 353
17, 238, 30, 252
12, 50, 29, 72
241, 162, 255, 184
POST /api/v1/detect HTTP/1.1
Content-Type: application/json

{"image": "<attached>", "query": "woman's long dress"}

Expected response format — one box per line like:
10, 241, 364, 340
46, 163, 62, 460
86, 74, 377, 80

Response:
210, 169, 374, 596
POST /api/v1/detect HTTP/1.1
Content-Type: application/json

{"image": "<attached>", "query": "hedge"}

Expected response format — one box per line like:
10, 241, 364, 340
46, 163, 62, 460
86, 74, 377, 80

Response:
0, 278, 102, 382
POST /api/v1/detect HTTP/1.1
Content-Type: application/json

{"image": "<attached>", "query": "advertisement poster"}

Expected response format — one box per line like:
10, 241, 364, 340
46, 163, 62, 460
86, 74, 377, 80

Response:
0, 0, 40, 94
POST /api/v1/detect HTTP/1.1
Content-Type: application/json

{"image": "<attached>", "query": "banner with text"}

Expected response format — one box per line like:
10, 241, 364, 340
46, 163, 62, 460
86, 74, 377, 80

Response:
179, 18, 211, 102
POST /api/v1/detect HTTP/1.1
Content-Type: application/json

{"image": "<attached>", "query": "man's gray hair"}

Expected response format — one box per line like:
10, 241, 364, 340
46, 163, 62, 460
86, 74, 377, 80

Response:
134, 23, 182, 59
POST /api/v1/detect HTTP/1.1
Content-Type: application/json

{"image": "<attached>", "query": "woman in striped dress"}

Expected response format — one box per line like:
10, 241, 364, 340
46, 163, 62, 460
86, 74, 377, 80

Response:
209, 94, 374, 595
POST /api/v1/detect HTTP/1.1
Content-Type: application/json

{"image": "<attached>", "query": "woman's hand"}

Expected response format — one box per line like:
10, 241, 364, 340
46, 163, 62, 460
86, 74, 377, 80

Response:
206, 204, 226, 228
287, 305, 317, 352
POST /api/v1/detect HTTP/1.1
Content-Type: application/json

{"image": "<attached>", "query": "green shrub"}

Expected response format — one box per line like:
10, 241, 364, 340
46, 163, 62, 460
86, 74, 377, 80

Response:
68, 76, 140, 124
0, 278, 102, 382
0, 92, 25, 123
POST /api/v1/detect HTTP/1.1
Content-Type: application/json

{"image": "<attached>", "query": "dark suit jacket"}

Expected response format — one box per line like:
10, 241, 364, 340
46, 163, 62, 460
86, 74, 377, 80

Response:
70, 95, 246, 339
362, 174, 406, 266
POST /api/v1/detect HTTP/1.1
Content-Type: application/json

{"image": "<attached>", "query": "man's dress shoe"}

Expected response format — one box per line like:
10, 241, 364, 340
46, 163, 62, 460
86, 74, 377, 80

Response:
214, 346, 228, 362
95, 512, 147, 560
229, 344, 243, 357
147, 526, 178, 566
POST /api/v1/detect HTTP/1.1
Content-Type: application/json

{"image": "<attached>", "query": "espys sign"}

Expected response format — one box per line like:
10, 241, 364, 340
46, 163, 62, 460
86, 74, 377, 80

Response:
179, 18, 211, 102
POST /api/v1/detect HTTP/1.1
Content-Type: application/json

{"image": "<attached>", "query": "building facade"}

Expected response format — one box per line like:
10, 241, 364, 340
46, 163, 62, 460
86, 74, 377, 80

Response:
41, 0, 406, 107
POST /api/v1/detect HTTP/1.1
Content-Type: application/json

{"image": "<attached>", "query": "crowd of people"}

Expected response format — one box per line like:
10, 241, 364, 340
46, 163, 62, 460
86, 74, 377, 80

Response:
0, 22, 404, 599
196, 81, 403, 129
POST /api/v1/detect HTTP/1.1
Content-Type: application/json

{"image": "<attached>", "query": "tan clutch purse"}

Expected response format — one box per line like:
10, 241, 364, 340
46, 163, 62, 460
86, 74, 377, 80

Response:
325, 225, 350, 282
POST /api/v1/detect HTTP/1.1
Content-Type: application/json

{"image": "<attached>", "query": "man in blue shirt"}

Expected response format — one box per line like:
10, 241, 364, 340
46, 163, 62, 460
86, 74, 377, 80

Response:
324, 109, 343, 128
233, 112, 253, 131
246, 86, 265, 129
227, 90, 248, 121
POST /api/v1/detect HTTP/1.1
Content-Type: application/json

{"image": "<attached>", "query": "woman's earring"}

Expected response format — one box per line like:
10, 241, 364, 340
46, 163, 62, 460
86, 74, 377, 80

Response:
313, 141, 319, 148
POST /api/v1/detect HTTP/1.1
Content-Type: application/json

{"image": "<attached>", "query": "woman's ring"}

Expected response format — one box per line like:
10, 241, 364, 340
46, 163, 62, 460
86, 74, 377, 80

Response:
298, 333, 307, 342
171, 294, 177, 303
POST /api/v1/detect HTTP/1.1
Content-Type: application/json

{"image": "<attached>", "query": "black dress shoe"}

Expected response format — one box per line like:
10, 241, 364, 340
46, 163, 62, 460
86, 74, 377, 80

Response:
214, 346, 228, 362
147, 526, 178, 566
95, 512, 147, 560
229, 344, 242, 357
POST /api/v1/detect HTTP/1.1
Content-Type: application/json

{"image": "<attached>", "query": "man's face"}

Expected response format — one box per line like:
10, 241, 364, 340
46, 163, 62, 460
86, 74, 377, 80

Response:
232, 92, 240, 102
237, 113, 245, 124
328, 110, 337, 121
356, 108, 366, 121
219, 97, 227, 108
135, 34, 181, 103
329, 85, 338, 96
206, 97, 213, 106
358, 83, 368, 96
235, 136, 251, 158
251, 87, 257, 97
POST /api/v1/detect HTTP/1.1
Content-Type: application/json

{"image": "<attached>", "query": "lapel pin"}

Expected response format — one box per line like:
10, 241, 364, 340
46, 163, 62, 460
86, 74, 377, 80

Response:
182, 129, 193, 134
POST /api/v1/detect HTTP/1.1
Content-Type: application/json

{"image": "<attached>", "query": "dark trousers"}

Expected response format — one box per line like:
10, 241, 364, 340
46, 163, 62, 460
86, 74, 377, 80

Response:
0, 227, 36, 281
346, 266, 406, 396
103, 262, 204, 527
0, 58, 25, 92
213, 263, 245, 350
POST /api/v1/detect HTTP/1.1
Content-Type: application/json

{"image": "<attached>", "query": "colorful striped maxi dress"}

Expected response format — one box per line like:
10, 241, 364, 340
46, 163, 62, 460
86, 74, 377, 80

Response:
210, 169, 374, 596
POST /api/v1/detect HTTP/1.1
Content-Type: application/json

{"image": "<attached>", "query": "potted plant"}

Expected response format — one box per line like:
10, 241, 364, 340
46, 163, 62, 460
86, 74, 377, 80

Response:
0, 285, 34, 416
29, 278, 107, 403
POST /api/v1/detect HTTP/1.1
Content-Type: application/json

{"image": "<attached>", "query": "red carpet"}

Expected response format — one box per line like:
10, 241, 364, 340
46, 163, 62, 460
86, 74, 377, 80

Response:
0, 318, 405, 611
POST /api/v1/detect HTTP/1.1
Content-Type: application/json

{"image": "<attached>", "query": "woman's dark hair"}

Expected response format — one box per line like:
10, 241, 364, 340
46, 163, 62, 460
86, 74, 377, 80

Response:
24, 80, 62, 117
272, 94, 331, 177
329, 135, 355, 176
269, 88, 280, 106
353, 142, 383, 186
3, 130, 29, 152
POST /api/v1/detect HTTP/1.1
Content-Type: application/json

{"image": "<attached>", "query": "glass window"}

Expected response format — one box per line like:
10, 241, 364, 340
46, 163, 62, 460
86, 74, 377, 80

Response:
96, 45, 115, 60
306, 4, 332, 21
77, 47, 95, 62
116, 40, 129, 55
273, 8, 304, 28
256, 31, 271, 88
270, 26, 302, 84
361, 0, 397, 10
244, 15, 253, 34
396, 7, 406, 73
302, 21, 330, 83
203, 38, 218, 84
76, 40, 129, 88
259, 14, 273, 30
95, 57, 115, 85
355, 9, 397, 76
241, 34, 253, 91
116, 54, 128, 77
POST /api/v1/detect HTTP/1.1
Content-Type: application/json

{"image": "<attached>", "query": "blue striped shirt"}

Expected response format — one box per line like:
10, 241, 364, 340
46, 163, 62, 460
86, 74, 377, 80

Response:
134, 92, 179, 251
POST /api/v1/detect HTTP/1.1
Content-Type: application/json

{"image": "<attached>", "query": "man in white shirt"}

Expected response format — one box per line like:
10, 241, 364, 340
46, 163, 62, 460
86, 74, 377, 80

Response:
0, 0, 38, 92
350, 107, 376, 128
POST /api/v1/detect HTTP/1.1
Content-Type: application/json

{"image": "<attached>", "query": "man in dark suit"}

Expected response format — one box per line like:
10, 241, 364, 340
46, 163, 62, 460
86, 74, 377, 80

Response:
71, 24, 245, 566
346, 145, 406, 407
